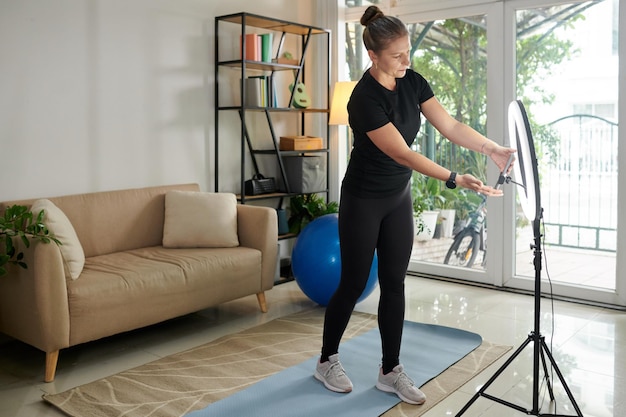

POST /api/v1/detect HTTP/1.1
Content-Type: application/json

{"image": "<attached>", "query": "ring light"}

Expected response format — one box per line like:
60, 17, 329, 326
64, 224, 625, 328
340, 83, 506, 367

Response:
507, 100, 540, 222
459, 100, 583, 417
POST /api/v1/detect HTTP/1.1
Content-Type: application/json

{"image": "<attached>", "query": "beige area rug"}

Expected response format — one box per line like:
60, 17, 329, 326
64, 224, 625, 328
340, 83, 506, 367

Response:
43, 308, 511, 417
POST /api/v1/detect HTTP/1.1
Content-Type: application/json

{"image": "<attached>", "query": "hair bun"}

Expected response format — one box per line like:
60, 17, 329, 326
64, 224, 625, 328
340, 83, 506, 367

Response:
360, 5, 385, 27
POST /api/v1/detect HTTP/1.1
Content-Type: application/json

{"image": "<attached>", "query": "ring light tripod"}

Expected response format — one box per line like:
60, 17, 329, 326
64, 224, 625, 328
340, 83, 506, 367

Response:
455, 100, 584, 417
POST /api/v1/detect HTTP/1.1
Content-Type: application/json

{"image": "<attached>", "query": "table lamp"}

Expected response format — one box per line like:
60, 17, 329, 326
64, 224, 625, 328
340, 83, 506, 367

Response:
329, 81, 356, 125
329, 81, 357, 157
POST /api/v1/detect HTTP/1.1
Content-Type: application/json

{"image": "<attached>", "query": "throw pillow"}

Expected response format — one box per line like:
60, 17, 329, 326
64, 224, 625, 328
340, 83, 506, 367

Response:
163, 191, 239, 248
30, 199, 85, 280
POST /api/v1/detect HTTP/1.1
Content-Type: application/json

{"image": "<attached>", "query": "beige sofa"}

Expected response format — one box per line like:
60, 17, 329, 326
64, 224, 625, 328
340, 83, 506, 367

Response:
0, 183, 277, 382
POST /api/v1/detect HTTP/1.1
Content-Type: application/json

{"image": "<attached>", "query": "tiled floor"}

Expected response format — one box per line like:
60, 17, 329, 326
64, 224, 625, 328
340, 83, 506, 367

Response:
412, 234, 617, 290
0, 276, 624, 416
516, 246, 617, 290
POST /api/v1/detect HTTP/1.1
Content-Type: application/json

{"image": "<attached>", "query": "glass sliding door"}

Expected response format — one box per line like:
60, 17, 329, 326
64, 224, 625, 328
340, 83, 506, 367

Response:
343, 3, 499, 284
339, 0, 624, 306
508, 0, 621, 305
405, 15, 490, 272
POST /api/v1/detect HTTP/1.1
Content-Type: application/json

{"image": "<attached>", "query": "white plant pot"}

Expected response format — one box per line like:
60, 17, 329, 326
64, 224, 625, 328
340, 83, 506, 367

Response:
439, 209, 456, 238
415, 210, 439, 241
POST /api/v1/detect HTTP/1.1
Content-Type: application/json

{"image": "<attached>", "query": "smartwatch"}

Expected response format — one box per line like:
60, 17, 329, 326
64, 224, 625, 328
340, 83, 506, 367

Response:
445, 172, 457, 189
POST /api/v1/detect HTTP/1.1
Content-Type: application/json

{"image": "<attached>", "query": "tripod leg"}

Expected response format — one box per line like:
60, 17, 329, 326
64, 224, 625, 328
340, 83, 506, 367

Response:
539, 340, 555, 401
540, 339, 584, 417
455, 336, 533, 416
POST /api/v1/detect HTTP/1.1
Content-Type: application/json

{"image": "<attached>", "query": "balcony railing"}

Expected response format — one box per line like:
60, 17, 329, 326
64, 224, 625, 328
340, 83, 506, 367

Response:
542, 114, 618, 252
415, 114, 618, 252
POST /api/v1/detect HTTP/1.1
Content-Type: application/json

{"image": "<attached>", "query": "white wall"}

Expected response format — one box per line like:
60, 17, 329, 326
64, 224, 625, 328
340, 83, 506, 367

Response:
0, 0, 318, 200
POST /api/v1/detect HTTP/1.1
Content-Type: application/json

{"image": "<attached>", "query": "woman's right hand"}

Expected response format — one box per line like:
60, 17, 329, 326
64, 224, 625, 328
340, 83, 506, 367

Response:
486, 144, 516, 174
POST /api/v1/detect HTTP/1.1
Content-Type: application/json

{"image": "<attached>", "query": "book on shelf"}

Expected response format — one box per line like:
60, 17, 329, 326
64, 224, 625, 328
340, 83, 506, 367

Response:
243, 76, 261, 107
243, 75, 277, 107
239, 33, 273, 62
260, 33, 273, 63
240, 33, 260, 61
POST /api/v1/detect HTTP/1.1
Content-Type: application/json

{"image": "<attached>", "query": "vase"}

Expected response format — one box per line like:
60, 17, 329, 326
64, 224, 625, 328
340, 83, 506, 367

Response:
415, 210, 439, 241
439, 209, 456, 238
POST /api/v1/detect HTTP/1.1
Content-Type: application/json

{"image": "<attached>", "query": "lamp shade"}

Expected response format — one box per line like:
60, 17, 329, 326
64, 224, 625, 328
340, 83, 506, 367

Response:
329, 81, 357, 125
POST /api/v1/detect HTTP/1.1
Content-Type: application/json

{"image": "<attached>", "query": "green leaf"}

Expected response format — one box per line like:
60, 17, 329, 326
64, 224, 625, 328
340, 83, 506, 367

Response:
1, 204, 63, 276
6, 244, 15, 258
36, 209, 45, 223
4, 234, 12, 251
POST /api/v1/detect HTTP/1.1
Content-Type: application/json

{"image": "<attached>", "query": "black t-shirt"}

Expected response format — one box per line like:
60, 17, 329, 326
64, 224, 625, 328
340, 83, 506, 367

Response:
343, 69, 435, 198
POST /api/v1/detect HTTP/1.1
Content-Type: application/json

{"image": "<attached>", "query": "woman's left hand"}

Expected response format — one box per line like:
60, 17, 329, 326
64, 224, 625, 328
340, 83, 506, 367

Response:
457, 174, 503, 196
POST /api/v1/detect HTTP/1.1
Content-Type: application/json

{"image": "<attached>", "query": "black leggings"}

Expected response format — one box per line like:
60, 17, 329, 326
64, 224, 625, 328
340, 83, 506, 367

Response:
321, 183, 414, 374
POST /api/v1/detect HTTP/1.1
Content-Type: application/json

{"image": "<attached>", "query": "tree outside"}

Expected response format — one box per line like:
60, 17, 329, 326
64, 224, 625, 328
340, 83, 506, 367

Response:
343, 4, 587, 222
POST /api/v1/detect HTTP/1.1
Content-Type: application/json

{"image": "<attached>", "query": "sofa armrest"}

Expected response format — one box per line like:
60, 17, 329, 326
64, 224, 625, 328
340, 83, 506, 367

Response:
236, 205, 277, 291
0, 241, 70, 353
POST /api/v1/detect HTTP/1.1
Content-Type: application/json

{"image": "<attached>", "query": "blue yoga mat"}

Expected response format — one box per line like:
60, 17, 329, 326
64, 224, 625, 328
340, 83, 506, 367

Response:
186, 321, 482, 417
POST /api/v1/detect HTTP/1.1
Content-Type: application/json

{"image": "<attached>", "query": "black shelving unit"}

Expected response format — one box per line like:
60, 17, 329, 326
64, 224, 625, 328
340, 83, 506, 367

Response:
214, 12, 331, 220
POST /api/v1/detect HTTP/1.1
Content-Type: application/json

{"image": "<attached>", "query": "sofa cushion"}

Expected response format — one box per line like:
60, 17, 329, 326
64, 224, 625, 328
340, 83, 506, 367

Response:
67, 247, 262, 345
163, 191, 239, 248
30, 199, 85, 279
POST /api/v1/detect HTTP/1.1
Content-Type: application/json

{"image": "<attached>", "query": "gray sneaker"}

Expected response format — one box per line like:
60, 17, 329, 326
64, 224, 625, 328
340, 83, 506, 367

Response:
376, 364, 426, 405
314, 354, 353, 393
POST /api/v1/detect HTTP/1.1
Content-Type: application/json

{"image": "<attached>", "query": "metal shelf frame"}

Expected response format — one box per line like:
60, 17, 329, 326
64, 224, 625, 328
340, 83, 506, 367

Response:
214, 12, 331, 211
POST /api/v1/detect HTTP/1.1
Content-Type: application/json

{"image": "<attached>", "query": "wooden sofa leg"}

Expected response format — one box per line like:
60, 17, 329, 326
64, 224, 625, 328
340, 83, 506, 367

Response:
256, 292, 268, 313
45, 350, 60, 383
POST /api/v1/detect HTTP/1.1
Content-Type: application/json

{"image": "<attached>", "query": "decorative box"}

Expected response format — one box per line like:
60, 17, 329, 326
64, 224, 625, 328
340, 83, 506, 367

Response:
279, 136, 323, 151
282, 155, 326, 193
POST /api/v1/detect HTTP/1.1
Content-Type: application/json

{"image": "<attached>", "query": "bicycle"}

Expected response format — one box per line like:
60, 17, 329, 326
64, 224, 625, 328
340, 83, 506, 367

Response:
443, 192, 487, 268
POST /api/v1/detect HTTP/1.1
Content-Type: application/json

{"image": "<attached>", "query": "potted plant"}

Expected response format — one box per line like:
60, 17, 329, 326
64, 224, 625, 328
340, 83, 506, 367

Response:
0, 205, 60, 276
288, 194, 339, 234
431, 181, 458, 238
412, 176, 439, 241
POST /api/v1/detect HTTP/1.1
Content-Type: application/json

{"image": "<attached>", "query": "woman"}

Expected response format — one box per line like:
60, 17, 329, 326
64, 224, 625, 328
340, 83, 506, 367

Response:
313, 6, 516, 405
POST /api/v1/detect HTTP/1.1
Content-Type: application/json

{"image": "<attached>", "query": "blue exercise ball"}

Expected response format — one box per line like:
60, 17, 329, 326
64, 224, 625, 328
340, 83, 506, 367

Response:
291, 213, 378, 306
